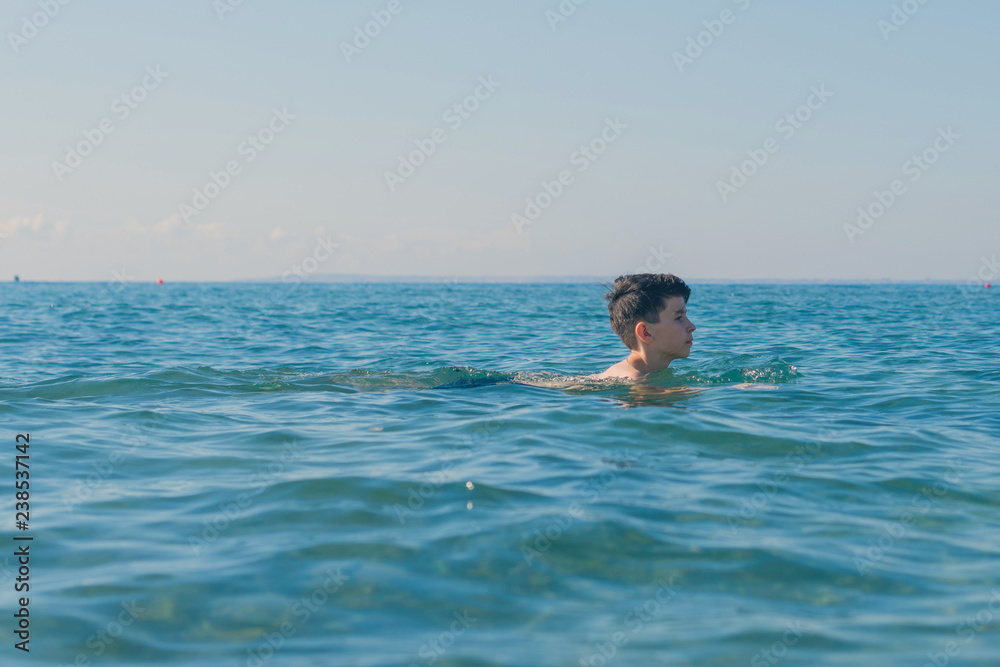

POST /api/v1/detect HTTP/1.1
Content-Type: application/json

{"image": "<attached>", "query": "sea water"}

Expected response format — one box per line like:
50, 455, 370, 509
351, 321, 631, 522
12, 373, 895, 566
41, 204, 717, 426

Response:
0, 282, 998, 666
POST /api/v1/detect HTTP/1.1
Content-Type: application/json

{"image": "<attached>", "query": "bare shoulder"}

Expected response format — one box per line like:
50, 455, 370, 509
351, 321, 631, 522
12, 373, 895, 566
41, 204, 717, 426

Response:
588, 360, 641, 381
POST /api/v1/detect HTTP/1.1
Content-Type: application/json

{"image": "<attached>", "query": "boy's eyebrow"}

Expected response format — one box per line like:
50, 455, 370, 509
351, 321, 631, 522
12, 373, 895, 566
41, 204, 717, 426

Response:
674, 306, 686, 314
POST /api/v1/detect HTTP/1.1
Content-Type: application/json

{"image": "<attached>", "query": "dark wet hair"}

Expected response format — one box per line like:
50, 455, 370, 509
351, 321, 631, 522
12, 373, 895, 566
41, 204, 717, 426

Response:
603, 273, 691, 350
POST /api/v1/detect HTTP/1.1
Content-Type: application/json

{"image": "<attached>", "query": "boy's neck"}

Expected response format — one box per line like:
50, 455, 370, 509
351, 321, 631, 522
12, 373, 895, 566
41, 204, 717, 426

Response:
626, 349, 673, 376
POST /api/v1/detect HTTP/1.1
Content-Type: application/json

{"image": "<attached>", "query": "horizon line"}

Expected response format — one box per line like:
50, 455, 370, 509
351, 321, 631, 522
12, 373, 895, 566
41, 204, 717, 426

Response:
4, 275, 990, 285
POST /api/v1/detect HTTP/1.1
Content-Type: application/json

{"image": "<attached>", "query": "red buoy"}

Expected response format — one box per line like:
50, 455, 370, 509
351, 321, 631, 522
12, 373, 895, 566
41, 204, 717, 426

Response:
986, 283, 992, 288
157, 278, 164, 284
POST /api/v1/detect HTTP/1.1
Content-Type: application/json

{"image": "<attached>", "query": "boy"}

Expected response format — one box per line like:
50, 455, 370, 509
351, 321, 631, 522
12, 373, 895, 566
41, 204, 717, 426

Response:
591, 273, 697, 381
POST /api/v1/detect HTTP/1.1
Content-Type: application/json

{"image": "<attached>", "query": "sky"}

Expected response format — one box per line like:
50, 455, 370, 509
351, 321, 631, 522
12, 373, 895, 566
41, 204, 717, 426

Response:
1, 0, 998, 282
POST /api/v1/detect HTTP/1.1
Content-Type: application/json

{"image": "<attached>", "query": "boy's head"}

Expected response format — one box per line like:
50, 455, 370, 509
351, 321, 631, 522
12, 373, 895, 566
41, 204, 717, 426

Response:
604, 273, 695, 355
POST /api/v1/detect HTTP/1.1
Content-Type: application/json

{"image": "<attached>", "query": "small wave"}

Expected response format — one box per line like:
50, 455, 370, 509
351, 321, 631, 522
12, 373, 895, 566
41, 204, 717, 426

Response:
665, 354, 799, 385
5, 358, 796, 400
334, 366, 515, 391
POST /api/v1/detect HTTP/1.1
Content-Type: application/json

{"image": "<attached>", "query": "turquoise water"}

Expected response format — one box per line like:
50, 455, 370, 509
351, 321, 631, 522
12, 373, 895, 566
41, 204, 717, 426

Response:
1, 282, 998, 666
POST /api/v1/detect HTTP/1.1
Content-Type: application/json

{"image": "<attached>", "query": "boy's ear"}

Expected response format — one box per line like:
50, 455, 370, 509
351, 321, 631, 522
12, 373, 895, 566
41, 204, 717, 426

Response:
634, 321, 651, 343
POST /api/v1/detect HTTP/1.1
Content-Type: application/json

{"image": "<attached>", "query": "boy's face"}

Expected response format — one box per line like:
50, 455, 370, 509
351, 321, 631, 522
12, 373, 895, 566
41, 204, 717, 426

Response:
638, 296, 696, 360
